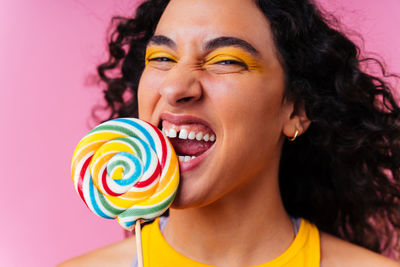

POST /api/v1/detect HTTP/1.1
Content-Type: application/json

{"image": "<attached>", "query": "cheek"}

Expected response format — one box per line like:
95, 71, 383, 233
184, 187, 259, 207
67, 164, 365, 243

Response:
209, 75, 285, 164
207, 74, 284, 125
137, 69, 162, 120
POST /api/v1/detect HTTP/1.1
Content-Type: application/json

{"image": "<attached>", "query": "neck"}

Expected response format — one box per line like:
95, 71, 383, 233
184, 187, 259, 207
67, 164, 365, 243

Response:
163, 172, 294, 267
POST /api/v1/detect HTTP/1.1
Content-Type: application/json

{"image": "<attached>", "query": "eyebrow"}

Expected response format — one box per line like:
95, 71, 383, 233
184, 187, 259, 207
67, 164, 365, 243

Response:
148, 35, 260, 57
148, 35, 176, 49
204, 37, 260, 57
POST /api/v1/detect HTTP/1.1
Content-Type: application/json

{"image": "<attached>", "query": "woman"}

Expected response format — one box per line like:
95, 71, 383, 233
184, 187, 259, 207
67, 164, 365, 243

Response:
61, 0, 400, 266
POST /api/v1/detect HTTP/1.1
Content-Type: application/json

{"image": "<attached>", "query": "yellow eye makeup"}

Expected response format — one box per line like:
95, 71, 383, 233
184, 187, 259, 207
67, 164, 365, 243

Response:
144, 46, 263, 74
145, 46, 178, 69
204, 47, 263, 72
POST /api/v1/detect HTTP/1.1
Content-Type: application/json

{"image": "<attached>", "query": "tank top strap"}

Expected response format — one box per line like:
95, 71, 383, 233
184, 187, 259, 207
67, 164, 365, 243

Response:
292, 217, 301, 235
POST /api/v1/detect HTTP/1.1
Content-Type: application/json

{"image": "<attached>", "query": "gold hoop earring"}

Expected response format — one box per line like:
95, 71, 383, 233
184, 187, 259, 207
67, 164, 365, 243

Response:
288, 130, 299, 141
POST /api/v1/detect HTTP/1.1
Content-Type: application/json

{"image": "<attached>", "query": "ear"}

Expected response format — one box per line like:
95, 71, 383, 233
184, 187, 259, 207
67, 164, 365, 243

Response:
282, 100, 311, 139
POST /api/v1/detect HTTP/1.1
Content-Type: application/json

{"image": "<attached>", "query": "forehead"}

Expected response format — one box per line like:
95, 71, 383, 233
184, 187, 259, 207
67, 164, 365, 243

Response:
154, 0, 277, 56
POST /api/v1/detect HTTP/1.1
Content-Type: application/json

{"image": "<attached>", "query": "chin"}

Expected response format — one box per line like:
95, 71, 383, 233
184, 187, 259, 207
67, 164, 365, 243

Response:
170, 188, 199, 209
170, 183, 214, 210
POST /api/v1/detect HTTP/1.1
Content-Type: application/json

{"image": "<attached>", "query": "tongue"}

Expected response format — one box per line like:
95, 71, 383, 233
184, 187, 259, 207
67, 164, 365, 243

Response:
170, 138, 213, 156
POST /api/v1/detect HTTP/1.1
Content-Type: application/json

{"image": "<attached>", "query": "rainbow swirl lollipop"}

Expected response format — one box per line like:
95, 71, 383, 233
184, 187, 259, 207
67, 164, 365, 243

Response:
71, 118, 179, 230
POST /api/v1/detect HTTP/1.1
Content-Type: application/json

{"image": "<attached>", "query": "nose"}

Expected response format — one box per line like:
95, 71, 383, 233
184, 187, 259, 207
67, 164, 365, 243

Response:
159, 63, 203, 107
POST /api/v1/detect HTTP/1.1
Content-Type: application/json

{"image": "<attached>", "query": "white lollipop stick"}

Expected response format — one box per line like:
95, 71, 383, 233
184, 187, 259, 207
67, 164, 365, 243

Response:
135, 220, 144, 267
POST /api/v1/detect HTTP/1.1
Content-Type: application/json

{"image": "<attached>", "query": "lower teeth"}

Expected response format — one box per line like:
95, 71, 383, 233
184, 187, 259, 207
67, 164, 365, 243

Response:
178, 155, 196, 162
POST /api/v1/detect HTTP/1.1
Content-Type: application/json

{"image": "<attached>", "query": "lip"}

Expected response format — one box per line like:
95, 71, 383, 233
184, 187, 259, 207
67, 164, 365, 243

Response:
159, 113, 214, 131
159, 112, 216, 173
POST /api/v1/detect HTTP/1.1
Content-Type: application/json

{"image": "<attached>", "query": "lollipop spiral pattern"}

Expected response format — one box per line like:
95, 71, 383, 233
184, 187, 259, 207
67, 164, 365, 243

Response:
71, 118, 179, 230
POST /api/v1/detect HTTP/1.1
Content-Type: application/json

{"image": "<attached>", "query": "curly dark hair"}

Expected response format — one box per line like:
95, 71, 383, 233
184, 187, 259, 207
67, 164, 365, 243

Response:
97, 0, 400, 258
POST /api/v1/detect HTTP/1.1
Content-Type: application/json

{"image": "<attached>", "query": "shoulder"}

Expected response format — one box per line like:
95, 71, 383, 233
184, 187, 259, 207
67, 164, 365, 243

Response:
320, 231, 400, 267
57, 235, 137, 267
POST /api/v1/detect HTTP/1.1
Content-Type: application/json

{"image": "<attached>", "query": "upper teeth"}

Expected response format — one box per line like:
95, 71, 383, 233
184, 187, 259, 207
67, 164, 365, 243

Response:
195, 132, 203, 141
163, 128, 215, 142
178, 129, 188, 139
167, 128, 177, 138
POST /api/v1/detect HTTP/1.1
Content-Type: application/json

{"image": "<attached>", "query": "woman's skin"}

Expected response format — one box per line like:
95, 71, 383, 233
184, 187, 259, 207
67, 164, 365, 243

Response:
59, 0, 400, 266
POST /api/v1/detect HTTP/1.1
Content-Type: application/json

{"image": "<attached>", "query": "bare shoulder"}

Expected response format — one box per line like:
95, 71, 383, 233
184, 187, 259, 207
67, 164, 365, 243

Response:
57, 235, 137, 267
320, 231, 400, 267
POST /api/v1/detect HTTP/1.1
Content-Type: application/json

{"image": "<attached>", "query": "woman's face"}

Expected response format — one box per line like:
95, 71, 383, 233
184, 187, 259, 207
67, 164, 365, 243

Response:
138, 0, 294, 208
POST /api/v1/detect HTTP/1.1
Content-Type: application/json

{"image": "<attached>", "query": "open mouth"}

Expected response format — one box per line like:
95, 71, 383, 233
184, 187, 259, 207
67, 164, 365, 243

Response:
158, 114, 216, 163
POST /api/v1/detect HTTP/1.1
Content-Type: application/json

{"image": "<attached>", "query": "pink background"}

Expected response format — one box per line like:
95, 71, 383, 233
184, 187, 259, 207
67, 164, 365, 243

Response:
0, 0, 399, 266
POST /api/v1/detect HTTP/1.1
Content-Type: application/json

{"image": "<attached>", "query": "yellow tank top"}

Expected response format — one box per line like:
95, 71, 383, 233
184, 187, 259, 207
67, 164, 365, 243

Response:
141, 217, 320, 266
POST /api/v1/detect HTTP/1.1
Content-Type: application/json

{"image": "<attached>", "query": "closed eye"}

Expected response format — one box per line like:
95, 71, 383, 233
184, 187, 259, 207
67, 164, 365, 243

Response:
148, 57, 176, 62
144, 47, 178, 69
216, 60, 248, 69
145, 51, 177, 70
